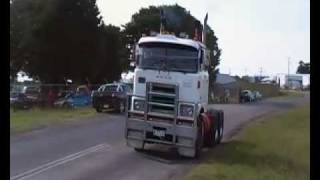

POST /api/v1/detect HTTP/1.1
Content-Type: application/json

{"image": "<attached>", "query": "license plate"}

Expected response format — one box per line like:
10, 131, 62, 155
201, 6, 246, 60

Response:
103, 104, 109, 108
153, 129, 165, 137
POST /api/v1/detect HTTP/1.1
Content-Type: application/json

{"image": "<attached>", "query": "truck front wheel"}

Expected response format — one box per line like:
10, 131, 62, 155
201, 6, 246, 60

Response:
195, 118, 204, 158
206, 109, 220, 147
178, 117, 204, 158
96, 107, 102, 113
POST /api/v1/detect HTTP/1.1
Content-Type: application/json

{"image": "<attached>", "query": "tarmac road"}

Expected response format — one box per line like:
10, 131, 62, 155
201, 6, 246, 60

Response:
10, 94, 309, 180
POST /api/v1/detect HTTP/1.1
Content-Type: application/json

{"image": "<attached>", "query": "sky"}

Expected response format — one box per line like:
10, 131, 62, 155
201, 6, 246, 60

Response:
97, 0, 310, 77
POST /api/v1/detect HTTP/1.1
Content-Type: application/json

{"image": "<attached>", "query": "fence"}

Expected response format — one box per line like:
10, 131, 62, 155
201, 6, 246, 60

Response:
213, 80, 280, 104
10, 83, 103, 108
213, 83, 240, 103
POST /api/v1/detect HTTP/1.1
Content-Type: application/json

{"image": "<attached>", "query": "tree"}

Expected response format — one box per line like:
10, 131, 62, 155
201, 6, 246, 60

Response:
123, 4, 221, 98
10, 0, 47, 79
10, 0, 125, 84
296, 60, 310, 74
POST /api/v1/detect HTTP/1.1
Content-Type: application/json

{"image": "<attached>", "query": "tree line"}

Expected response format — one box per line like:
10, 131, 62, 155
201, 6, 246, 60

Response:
10, 0, 221, 89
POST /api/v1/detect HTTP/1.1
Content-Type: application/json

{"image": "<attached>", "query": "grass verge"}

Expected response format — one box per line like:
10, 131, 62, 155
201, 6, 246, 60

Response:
185, 105, 310, 180
10, 107, 97, 134
278, 90, 306, 97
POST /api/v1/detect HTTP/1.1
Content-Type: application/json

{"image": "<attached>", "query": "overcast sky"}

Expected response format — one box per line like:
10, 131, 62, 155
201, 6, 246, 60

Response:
97, 0, 310, 77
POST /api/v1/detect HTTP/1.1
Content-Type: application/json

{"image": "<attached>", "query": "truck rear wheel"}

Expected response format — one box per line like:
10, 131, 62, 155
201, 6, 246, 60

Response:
206, 122, 218, 147
217, 111, 224, 144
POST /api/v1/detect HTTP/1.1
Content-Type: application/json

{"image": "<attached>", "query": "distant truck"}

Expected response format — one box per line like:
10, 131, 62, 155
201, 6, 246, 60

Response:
125, 16, 224, 158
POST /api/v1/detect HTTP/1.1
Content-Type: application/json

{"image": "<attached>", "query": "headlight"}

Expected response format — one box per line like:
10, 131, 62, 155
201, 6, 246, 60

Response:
179, 104, 194, 117
133, 99, 145, 111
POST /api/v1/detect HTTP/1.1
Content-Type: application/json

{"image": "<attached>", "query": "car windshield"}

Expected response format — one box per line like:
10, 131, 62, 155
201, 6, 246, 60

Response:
138, 43, 199, 73
104, 85, 118, 92
11, 86, 24, 93
25, 87, 39, 94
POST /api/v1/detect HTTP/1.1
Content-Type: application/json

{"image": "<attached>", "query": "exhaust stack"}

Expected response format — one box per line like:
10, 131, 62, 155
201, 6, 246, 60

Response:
160, 9, 166, 34
202, 13, 208, 44
194, 20, 202, 42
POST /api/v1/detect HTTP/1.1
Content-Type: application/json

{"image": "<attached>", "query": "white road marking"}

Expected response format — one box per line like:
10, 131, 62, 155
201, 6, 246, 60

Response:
11, 143, 111, 180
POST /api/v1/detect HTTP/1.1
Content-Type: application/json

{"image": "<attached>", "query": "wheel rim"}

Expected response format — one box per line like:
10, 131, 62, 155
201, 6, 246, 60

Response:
215, 129, 219, 141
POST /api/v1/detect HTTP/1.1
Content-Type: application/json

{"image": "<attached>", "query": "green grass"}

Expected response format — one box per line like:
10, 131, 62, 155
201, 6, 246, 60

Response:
278, 90, 305, 97
10, 107, 97, 133
185, 105, 310, 180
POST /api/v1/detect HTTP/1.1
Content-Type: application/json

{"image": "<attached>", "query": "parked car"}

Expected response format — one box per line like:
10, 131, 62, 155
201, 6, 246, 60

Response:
92, 83, 132, 113
54, 91, 91, 108
252, 91, 262, 100
10, 92, 33, 110
23, 86, 41, 103
240, 90, 255, 103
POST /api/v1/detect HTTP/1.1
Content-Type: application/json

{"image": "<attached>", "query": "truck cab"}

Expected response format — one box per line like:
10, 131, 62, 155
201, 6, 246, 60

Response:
125, 34, 223, 158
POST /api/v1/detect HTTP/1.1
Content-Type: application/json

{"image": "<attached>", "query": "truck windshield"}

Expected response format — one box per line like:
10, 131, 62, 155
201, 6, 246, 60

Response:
138, 43, 198, 73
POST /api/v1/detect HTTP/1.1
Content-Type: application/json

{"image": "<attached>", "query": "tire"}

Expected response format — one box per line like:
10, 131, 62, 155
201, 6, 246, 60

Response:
195, 118, 204, 158
240, 98, 245, 103
217, 111, 224, 144
207, 121, 218, 147
96, 107, 102, 113
207, 109, 220, 147
63, 103, 71, 108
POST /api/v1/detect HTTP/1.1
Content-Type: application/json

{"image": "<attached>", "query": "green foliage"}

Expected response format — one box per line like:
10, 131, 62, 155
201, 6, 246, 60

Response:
10, 2, 221, 86
10, 0, 125, 84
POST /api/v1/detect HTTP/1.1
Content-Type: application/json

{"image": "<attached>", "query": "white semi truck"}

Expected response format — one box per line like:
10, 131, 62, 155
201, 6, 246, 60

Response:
125, 18, 224, 158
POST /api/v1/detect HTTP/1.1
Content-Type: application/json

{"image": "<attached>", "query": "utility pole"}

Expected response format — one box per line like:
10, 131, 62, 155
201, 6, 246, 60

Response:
287, 57, 290, 76
287, 57, 291, 87
259, 67, 263, 78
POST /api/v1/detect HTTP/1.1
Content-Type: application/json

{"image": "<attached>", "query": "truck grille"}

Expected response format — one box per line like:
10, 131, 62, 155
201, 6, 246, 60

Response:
146, 82, 178, 118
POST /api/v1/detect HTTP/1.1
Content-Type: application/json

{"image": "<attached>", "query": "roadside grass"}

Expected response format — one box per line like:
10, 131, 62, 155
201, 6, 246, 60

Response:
279, 90, 305, 97
185, 105, 310, 180
10, 107, 97, 133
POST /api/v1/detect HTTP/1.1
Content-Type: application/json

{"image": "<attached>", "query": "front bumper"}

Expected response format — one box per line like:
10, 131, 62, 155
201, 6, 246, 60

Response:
125, 114, 197, 149
92, 97, 121, 109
